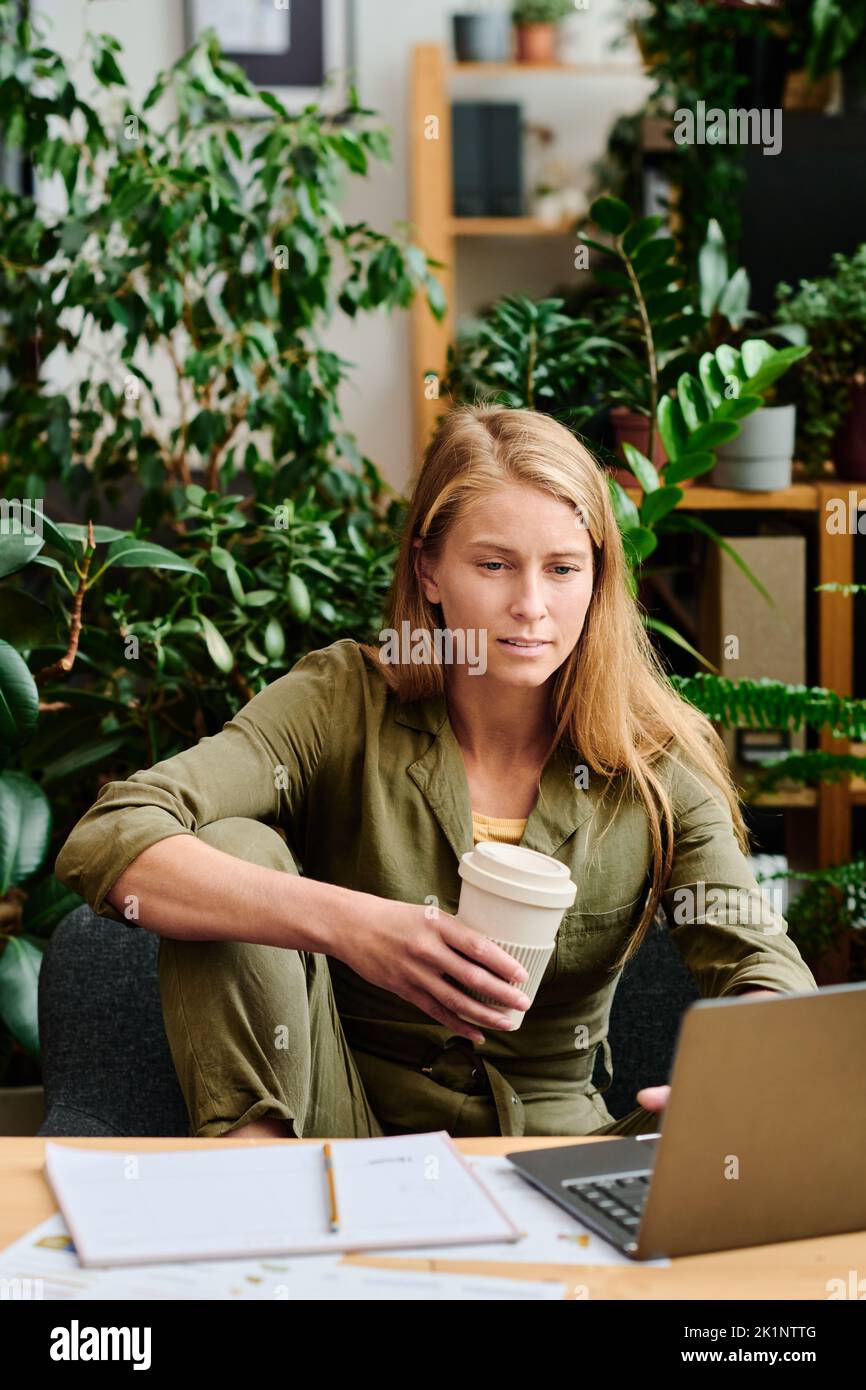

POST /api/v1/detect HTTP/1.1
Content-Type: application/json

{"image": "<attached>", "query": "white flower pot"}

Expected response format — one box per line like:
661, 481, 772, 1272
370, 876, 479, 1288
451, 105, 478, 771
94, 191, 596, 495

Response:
711, 404, 797, 490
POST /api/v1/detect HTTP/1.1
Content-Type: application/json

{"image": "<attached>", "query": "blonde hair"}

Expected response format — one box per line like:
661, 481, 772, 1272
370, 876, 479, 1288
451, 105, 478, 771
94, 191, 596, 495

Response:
359, 404, 749, 972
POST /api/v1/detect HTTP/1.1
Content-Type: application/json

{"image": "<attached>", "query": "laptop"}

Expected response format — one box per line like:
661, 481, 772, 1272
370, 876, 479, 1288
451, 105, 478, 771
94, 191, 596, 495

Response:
505, 982, 866, 1260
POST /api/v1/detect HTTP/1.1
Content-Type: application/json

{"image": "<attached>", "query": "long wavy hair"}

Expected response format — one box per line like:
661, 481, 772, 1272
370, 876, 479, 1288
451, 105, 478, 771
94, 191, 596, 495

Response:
358, 404, 749, 972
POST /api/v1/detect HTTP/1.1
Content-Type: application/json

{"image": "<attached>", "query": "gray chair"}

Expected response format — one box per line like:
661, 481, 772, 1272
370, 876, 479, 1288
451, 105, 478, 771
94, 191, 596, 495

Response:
37, 903, 699, 1137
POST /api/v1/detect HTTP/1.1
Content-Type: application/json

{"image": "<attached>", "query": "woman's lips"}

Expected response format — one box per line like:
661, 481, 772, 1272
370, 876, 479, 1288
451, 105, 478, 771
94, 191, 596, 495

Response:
497, 639, 550, 655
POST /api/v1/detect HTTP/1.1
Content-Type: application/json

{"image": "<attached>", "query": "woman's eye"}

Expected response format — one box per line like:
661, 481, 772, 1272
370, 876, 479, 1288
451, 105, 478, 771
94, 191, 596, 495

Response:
477, 562, 580, 575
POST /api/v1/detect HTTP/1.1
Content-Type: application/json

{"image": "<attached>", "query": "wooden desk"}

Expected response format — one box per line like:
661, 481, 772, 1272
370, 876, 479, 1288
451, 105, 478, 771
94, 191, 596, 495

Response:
3, 1135, 863, 1300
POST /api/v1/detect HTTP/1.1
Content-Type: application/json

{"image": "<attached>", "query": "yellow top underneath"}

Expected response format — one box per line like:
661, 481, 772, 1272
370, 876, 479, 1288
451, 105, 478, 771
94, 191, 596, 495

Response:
471, 809, 528, 846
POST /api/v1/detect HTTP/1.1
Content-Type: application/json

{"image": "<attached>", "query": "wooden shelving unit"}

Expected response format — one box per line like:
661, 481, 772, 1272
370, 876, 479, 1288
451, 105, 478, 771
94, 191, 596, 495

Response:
448, 215, 576, 237
408, 41, 863, 871
409, 42, 647, 459
632, 480, 863, 867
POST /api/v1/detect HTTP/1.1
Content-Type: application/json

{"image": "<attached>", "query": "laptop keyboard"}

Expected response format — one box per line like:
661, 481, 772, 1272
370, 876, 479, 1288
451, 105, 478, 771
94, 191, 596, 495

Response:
561, 1173, 652, 1237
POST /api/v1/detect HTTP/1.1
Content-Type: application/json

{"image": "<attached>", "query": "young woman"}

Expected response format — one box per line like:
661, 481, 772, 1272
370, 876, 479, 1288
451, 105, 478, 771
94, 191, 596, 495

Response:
55, 405, 817, 1141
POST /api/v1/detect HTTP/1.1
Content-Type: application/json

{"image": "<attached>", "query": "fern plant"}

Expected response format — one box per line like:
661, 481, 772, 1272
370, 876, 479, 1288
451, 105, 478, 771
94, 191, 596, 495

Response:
670, 580, 866, 966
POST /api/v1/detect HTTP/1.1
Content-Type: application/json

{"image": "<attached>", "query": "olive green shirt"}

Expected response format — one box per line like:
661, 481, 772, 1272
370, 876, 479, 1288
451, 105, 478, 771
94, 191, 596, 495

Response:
55, 638, 818, 1136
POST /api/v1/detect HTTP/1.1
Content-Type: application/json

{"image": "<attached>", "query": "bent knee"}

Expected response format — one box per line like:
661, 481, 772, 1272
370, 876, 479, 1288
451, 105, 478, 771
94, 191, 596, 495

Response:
196, 817, 300, 875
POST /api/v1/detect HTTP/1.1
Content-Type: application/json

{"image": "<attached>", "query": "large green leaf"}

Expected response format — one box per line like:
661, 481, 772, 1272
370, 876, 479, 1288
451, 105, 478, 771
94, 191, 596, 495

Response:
622, 215, 664, 257
717, 267, 751, 328
57, 523, 128, 544
0, 772, 51, 892
607, 477, 640, 530
644, 616, 719, 673
657, 394, 688, 461
0, 591, 57, 648
0, 935, 43, 1058
640, 485, 683, 527
698, 218, 729, 316
620, 525, 658, 565
714, 392, 764, 423
590, 195, 631, 236
0, 532, 45, 579
102, 539, 202, 575
698, 352, 727, 408
677, 374, 710, 431
662, 451, 716, 486
0, 640, 39, 748
199, 614, 234, 672
741, 344, 812, 397
686, 419, 741, 452
715, 343, 748, 383
40, 734, 128, 786
621, 443, 660, 493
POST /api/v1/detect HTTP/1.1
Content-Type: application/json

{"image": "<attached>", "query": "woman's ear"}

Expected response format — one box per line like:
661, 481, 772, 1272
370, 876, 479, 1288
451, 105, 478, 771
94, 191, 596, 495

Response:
412, 537, 440, 605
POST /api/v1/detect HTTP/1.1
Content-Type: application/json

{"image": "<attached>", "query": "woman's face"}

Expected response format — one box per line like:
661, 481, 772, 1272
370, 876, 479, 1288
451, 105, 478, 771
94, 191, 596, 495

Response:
416, 481, 595, 686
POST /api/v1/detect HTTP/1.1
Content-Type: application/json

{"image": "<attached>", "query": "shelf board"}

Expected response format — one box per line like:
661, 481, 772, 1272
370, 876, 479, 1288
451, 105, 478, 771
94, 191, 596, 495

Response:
747, 788, 819, 809
449, 215, 576, 236
448, 61, 646, 77
623, 484, 820, 510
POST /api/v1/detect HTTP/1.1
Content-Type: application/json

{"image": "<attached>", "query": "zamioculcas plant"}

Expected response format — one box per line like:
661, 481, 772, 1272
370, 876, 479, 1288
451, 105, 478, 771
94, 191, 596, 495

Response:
578, 194, 701, 463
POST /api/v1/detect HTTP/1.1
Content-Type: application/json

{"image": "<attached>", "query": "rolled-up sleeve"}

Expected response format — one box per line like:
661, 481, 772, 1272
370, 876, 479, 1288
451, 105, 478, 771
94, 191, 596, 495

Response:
54, 645, 338, 924
659, 744, 818, 998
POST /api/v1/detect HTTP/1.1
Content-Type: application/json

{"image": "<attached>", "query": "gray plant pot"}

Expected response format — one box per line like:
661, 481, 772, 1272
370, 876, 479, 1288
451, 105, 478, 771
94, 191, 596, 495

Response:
711, 404, 797, 491
452, 13, 512, 63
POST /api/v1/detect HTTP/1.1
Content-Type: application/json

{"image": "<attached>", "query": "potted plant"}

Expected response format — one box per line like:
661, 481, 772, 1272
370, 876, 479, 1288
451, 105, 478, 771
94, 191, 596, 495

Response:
578, 195, 701, 485
511, 0, 575, 64
0, 6, 446, 1132
442, 284, 786, 667
792, 0, 866, 113
452, 3, 513, 63
443, 293, 622, 428
773, 245, 866, 482
0, 518, 208, 1133
706, 339, 811, 490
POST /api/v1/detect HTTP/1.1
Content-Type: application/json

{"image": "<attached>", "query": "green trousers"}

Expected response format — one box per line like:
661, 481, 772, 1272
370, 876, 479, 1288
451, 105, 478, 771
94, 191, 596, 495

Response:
157, 818, 661, 1140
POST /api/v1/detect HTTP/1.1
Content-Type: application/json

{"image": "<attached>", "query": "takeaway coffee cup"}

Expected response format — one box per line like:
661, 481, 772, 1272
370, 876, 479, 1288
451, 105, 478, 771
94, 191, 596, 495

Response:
454, 841, 577, 1030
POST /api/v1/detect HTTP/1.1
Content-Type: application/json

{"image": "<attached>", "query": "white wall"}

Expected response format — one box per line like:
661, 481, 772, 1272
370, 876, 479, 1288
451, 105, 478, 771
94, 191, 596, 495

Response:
33, 0, 649, 490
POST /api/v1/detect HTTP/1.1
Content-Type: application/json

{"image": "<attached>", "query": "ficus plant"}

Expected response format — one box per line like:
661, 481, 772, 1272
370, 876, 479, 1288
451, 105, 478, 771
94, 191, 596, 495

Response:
0, 515, 205, 1080
0, 7, 443, 1083
0, 3, 444, 527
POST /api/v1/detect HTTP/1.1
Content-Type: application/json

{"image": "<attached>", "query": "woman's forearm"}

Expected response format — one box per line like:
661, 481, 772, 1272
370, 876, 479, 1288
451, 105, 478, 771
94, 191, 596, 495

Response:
105, 833, 359, 951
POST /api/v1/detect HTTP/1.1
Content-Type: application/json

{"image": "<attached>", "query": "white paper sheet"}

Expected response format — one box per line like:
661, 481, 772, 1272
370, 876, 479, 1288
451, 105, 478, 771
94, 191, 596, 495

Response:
43, 1132, 523, 1267
0, 1214, 567, 1301
360, 1155, 671, 1268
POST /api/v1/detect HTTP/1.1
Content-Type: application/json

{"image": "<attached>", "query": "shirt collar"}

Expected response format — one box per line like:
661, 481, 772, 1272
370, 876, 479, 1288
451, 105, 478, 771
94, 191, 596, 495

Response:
393, 693, 597, 862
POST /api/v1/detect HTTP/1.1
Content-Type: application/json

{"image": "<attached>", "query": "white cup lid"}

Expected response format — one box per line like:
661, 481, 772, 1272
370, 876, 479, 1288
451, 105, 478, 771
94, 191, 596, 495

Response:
458, 841, 577, 910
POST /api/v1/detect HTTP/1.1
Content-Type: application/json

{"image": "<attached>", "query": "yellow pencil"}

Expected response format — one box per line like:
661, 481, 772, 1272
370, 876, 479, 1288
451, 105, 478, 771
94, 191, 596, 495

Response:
323, 1141, 340, 1233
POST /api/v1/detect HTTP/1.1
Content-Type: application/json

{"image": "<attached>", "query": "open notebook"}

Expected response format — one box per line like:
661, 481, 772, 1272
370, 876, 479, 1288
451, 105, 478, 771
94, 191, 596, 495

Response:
43, 1131, 524, 1268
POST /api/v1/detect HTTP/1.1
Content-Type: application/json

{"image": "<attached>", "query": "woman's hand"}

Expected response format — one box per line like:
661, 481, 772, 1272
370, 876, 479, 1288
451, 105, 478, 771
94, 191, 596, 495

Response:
636, 989, 779, 1116
329, 893, 532, 1044
636, 1085, 670, 1112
